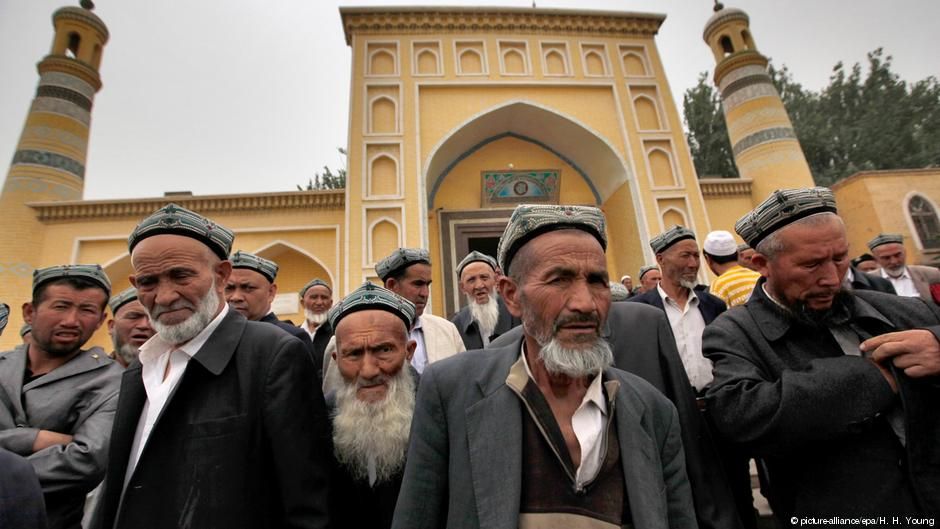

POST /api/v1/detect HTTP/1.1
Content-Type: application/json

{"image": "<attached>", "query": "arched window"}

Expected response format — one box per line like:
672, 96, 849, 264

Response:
719, 35, 734, 56
67, 32, 81, 59
909, 194, 940, 249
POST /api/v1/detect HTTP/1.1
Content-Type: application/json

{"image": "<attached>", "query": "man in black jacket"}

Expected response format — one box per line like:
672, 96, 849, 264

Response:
449, 251, 520, 350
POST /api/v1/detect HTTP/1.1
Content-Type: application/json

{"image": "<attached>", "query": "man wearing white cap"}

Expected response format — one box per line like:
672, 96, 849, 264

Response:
703, 230, 761, 308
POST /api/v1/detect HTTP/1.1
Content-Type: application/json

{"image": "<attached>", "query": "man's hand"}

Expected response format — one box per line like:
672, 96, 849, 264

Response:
861, 329, 940, 378
32, 430, 73, 453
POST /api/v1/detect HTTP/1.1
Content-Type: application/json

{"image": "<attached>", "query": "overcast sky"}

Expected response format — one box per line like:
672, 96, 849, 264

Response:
1, 0, 937, 200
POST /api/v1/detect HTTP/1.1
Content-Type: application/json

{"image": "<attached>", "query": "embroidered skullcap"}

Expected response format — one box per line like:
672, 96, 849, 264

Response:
375, 248, 431, 282
867, 233, 904, 251
737, 243, 751, 252
20, 323, 31, 337
128, 203, 234, 260
108, 287, 139, 314
497, 204, 607, 272
703, 230, 738, 257
735, 187, 838, 248
328, 282, 416, 331
457, 251, 498, 278
609, 282, 630, 302
651, 225, 696, 254
33, 264, 111, 297
851, 254, 876, 268
0, 303, 9, 335
300, 278, 332, 298
638, 265, 659, 279
230, 251, 279, 283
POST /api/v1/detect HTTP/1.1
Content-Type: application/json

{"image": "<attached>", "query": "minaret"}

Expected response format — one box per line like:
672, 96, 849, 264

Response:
703, 3, 814, 203
0, 1, 108, 345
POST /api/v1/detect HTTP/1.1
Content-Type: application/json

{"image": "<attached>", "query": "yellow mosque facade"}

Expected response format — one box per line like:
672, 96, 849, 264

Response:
1, 4, 934, 351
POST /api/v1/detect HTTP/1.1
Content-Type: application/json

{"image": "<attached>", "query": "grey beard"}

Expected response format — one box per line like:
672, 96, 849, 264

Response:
679, 278, 698, 290
330, 365, 416, 485
538, 337, 613, 378
466, 292, 499, 338
112, 339, 140, 365
149, 284, 220, 345
884, 264, 905, 278
305, 309, 328, 326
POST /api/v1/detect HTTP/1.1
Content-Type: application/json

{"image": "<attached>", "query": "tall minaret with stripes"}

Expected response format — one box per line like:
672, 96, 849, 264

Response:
703, 3, 814, 203
0, 1, 108, 342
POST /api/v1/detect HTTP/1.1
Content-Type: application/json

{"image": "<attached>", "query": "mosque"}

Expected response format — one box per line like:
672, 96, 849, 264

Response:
2, 2, 938, 350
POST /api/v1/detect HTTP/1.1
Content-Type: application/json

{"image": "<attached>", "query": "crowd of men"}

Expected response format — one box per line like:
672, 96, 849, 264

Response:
0, 187, 938, 529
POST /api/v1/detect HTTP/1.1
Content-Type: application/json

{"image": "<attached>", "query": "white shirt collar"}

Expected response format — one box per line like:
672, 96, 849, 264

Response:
657, 283, 699, 306
520, 341, 606, 414
881, 267, 911, 280
138, 303, 230, 364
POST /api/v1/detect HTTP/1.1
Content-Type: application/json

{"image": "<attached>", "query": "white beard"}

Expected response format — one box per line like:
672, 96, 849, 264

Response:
329, 365, 416, 485
112, 340, 140, 365
466, 292, 499, 339
305, 309, 328, 327
538, 337, 613, 378
148, 282, 220, 345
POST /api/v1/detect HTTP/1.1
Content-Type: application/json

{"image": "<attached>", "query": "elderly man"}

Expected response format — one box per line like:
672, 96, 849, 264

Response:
450, 251, 520, 349
392, 204, 696, 529
620, 274, 634, 292
869, 233, 940, 303
705, 188, 940, 523
703, 230, 761, 308
846, 254, 896, 294
90, 204, 331, 529
0, 265, 122, 529
629, 227, 757, 528
376, 248, 464, 373
225, 251, 317, 363
301, 278, 335, 373
637, 265, 661, 294
325, 282, 418, 529
106, 288, 154, 368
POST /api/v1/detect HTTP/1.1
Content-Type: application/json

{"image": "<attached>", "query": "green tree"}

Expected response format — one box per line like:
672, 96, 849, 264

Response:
683, 73, 738, 178
683, 49, 940, 186
298, 147, 347, 190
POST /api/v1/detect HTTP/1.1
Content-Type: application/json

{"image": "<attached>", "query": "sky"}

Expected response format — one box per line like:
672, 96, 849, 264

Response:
1, 0, 938, 200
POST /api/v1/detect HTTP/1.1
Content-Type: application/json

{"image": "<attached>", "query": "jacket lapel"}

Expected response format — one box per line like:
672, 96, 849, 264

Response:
612, 376, 665, 529
909, 267, 933, 301
23, 346, 112, 391
0, 347, 28, 424
466, 340, 523, 529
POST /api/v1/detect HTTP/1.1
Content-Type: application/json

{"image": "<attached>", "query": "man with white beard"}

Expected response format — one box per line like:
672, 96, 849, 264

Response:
325, 282, 418, 529
300, 278, 334, 380
90, 203, 331, 529
449, 251, 520, 349
106, 287, 155, 368
392, 204, 695, 529
869, 233, 940, 303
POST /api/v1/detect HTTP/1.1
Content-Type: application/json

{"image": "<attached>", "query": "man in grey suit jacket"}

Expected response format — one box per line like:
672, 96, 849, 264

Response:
0, 265, 122, 529
393, 204, 695, 529
869, 233, 940, 303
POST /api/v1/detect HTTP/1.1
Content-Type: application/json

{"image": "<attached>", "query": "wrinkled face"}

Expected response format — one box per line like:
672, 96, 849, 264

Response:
856, 260, 880, 273
756, 216, 850, 311
459, 261, 497, 305
108, 299, 155, 350
737, 248, 757, 270
640, 269, 662, 292
224, 268, 276, 321
387, 263, 432, 316
25, 284, 107, 357
502, 230, 610, 350
658, 239, 701, 289
131, 234, 229, 330
302, 285, 333, 315
871, 242, 906, 275
334, 310, 416, 403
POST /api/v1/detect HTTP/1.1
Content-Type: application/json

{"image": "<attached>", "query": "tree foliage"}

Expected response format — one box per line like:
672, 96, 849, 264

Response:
298, 147, 347, 190
683, 72, 738, 178
684, 49, 940, 186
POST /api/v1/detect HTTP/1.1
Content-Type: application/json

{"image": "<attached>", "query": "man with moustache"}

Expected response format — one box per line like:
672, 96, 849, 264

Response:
224, 251, 317, 361
300, 278, 335, 379
0, 265, 122, 529
705, 188, 940, 523
637, 265, 661, 294
90, 204, 331, 529
325, 282, 418, 529
450, 251, 520, 349
392, 204, 696, 529
869, 233, 940, 303
106, 288, 155, 368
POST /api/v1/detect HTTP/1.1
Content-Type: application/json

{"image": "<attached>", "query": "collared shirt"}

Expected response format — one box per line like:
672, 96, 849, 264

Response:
410, 316, 428, 373
881, 268, 919, 298
657, 284, 713, 391
520, 342, 607, 487
123, 304, 229, 489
